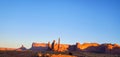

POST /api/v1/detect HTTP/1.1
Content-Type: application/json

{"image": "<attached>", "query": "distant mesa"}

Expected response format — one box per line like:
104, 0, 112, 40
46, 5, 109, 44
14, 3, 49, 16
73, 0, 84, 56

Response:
0, 38, 120, 54
0, 48, 16, 51
30, 42, 48, 51
16, 45, 27, 51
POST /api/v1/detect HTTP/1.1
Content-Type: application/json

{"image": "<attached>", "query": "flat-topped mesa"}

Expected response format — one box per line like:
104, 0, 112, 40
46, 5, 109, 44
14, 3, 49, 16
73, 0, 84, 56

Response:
30, 42, 49, 51
32, 42, 48, 47
74, 42, 100, 52
80, 43, 100, 50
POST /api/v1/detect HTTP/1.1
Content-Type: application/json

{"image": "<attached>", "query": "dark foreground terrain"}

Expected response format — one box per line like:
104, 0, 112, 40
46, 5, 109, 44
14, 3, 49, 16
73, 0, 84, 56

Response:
0, 50, 120, 57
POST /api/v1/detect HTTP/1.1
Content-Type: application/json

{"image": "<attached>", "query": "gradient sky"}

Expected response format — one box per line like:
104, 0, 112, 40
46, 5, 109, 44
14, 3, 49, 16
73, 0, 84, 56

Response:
0, 0, 120, 48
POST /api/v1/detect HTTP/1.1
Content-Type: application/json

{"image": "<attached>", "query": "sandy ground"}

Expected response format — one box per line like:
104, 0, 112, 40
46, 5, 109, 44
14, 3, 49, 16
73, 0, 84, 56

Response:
50, 54, 76, 57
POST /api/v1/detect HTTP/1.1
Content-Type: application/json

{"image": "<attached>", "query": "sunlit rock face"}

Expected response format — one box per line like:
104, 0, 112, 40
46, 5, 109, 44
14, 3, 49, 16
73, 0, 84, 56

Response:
75, 42, 100, 52
30, 42, 48, 51
80, 43, 99, 50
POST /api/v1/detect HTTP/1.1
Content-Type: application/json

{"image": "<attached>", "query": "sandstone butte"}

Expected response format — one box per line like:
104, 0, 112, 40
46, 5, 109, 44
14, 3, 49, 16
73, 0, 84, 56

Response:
0, 38, 120, 54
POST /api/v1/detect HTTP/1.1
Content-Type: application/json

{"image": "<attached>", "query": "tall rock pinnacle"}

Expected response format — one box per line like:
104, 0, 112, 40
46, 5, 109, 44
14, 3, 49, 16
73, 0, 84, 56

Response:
51, 40, 56, 51
58, 38, 60, 51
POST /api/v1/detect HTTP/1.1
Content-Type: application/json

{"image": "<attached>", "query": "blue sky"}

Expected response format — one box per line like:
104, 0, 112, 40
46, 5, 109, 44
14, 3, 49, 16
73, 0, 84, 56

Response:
0, 0, 120, 48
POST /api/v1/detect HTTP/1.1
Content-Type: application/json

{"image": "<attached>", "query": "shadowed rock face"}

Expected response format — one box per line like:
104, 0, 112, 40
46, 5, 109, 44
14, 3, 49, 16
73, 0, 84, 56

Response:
103, 44, 120, 54
51, 40, 56, 51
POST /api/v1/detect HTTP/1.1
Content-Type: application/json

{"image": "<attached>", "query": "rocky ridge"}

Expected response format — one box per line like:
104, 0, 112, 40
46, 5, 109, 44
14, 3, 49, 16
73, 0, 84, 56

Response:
0, 38, 120, 54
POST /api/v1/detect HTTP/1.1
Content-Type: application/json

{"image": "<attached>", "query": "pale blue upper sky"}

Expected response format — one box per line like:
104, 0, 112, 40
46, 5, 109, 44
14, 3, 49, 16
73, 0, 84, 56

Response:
0, 0, 120, 48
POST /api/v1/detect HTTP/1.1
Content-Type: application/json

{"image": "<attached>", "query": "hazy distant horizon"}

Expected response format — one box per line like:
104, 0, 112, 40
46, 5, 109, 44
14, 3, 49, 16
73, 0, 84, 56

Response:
0, 0, 120, 48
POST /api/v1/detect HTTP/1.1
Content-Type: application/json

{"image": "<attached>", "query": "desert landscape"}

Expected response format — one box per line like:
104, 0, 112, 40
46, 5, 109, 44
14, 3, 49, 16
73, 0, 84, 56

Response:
0, 38, 120, 57
0, 0, 119, 57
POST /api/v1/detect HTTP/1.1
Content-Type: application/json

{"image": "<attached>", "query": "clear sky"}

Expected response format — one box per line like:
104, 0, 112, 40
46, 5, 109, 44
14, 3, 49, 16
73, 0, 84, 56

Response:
0, 0, 120, 48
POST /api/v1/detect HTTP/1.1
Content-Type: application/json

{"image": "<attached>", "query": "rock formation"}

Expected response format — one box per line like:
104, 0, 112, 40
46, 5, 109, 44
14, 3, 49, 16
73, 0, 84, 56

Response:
28, 38, 120, 54
51, 40, 56, 51
75, 42, 81, 51
1, 38, 120, 55
48, 41, 51, 50
58, 38, 60, 51
16, 45, 27, 51
49, 38, 69, 52
58, 44, 69, 51
104, 44, 120, 54
30, 42, 48, 51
